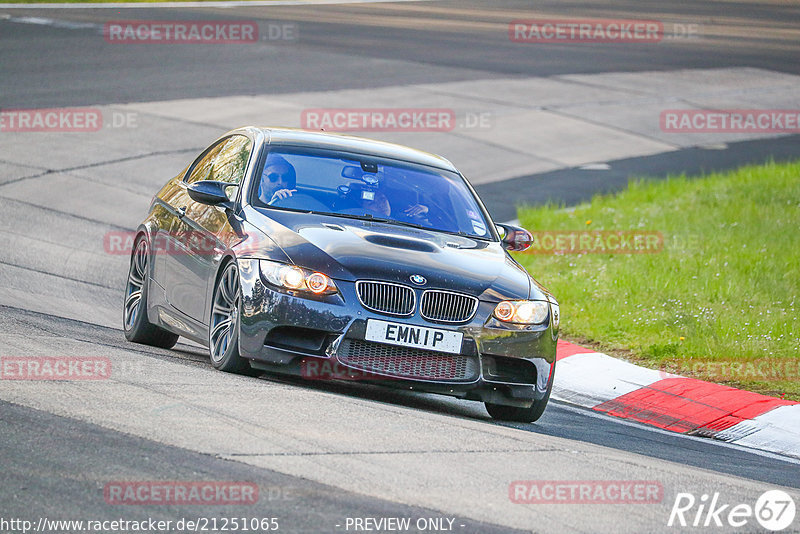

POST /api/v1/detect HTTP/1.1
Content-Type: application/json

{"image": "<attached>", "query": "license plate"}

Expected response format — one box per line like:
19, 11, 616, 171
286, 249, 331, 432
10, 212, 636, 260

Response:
365, 319, 463, 354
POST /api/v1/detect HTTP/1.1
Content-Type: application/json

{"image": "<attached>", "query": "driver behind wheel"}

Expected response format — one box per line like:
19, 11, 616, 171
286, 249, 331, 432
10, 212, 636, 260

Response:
258, 155, 297, 204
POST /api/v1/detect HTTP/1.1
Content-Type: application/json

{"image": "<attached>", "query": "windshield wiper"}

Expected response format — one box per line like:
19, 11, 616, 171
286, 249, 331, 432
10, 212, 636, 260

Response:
310, 211, 491, 241
314, 211, 389, 223
316, 212, 432, 231
367, 218, 430, 231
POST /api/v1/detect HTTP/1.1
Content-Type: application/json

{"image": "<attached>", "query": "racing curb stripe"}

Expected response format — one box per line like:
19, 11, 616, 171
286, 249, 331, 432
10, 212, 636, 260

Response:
555, 339, 594, 360
554, 341, 800, 459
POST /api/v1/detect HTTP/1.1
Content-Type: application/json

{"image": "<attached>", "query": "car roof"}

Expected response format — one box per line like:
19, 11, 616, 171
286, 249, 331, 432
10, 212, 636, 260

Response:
244, 127, 459, 173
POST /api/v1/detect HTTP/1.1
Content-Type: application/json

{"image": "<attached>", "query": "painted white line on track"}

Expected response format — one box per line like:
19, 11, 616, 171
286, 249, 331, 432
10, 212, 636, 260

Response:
6, 15, 98, 28
0, 0, 426, 9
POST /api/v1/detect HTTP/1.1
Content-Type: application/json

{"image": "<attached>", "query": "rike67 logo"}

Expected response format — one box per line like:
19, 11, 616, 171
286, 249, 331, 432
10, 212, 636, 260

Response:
668, 490, 796, 531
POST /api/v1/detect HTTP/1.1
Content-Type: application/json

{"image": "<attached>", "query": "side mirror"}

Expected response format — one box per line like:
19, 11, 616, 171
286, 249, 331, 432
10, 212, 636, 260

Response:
187, 180, 234, 208
496, 223, 533, 252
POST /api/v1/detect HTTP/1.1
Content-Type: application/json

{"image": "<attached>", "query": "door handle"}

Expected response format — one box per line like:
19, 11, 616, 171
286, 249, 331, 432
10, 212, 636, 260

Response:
177, 206, 187, 219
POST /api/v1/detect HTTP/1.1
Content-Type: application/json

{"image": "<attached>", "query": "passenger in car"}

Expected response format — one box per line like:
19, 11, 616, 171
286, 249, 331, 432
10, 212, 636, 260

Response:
357, 187, 430, 221
258, 156, 297, 204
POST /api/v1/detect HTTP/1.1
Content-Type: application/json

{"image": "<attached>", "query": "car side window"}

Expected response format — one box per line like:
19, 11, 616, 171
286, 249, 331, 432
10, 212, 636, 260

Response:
211, 136, 252, 186
186, 135, 252, 192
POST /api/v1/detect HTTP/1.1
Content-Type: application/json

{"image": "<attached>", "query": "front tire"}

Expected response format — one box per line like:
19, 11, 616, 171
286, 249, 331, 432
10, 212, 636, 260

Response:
485, 364, 554, 423
208, 261, 253, 374
123, 237, 179, 349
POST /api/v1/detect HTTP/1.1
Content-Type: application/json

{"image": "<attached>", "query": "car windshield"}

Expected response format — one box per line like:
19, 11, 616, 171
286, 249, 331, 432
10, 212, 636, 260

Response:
252, 147, 493, 239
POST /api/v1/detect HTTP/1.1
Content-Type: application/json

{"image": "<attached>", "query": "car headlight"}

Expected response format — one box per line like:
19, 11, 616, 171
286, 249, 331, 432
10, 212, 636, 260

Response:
493, 300, 549, 324
259, 260, 338, 296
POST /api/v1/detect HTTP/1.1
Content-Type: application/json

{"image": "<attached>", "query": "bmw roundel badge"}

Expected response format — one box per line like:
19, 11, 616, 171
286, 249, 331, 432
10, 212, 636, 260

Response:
410, 274, 427, 285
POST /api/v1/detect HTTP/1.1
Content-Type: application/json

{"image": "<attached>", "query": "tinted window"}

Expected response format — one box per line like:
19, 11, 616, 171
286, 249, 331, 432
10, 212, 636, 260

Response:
186, 135, 252, 192
252, 147, 491, 239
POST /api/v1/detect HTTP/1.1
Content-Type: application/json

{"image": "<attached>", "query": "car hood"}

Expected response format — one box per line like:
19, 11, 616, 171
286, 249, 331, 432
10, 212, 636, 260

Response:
244, 208, 537, 301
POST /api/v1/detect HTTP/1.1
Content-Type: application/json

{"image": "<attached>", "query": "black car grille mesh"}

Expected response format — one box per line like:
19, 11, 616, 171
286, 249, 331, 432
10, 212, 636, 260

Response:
420, 290, 478, 323
337, 339, 478, 382
355, 281, 415, 316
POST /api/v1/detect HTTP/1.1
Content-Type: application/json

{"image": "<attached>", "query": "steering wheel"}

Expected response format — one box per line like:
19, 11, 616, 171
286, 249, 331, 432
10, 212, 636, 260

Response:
269, 192, 324, 210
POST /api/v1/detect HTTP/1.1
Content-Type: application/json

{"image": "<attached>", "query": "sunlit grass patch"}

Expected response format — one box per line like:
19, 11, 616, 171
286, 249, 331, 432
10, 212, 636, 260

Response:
515, 160, 800, 399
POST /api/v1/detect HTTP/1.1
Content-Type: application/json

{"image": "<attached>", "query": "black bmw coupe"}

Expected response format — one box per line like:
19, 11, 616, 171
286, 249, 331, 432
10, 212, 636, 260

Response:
124, 127, 559, 422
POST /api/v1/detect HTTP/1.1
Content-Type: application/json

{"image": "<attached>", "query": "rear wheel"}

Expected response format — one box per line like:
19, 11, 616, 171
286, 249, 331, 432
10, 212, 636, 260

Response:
123, 237, 179, 348
209, 261, 253, 374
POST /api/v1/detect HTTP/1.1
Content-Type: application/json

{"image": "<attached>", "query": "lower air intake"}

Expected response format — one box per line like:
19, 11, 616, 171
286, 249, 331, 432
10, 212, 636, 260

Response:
337, 338, 478, 382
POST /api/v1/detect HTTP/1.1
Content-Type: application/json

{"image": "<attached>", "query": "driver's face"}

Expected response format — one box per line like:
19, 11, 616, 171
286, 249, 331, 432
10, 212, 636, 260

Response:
263, 164, 292, 192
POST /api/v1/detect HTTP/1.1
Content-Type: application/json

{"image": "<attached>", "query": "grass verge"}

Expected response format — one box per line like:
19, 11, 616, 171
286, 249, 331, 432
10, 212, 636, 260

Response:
514, 160, 800, 400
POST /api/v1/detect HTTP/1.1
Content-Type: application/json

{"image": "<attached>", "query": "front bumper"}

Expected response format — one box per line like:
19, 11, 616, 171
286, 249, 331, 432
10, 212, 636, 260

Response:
237, 259, 557, 408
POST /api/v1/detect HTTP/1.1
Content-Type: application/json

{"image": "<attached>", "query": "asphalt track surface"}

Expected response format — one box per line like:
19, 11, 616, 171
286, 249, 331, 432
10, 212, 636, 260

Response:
3, 305, 800, 532
2, 398, 522, 534
2, 1, 799, 217
2, 1, 800, 532
2, 0, 800, 107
